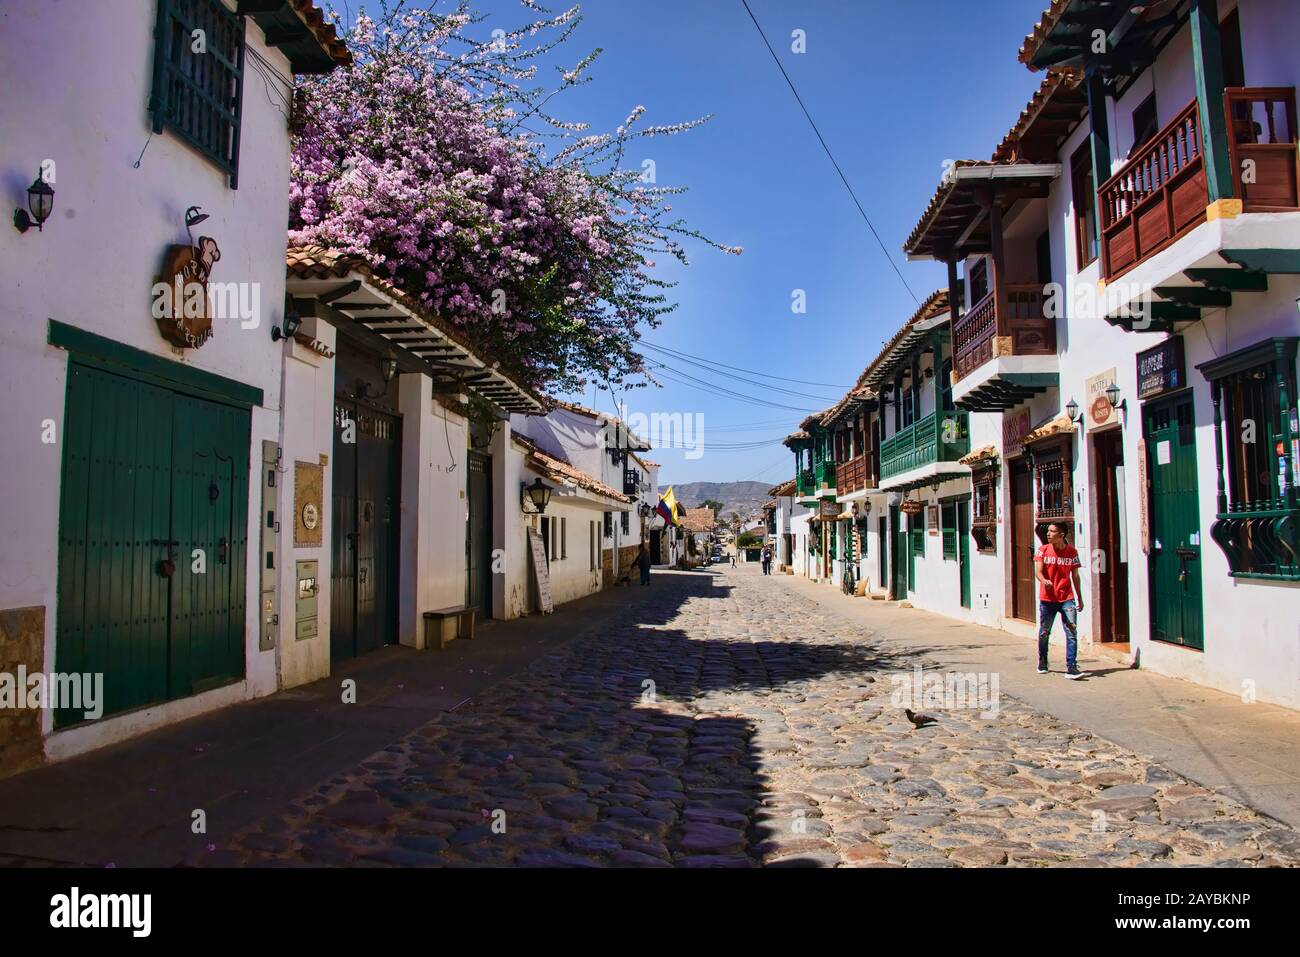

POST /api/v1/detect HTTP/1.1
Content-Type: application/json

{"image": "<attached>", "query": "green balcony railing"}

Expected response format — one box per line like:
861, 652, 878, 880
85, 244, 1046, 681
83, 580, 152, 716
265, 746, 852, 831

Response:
815, 460, 837, 490
879, 410, 971, 481
1211, 502, 1300, 581
796, 469, 816, 497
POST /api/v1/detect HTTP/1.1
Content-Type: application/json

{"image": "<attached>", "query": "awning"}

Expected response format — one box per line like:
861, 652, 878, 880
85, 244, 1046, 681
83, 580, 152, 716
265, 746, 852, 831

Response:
286, 246, 544, 414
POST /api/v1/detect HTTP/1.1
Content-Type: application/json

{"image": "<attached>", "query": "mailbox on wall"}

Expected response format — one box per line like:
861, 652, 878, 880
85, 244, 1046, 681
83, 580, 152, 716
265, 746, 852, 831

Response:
295, 560, 319, 640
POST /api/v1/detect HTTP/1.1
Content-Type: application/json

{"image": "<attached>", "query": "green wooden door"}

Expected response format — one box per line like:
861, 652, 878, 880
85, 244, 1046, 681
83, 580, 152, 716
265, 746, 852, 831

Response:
1145, 395, 1204, 649
56, 363, 248, 726
909, 513, 924, 589
171, 394, 248, 697
958, 501, 972, 609
891, 505, 906, 595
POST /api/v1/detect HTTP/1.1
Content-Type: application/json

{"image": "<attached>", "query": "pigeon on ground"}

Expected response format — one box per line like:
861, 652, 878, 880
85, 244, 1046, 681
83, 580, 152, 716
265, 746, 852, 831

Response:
905, 708, 938, 728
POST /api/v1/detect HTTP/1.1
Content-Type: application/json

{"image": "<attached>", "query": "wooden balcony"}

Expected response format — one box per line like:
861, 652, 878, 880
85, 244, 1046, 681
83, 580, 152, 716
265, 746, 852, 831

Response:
796, 469, 816, 498
815, 460, 836, 491
1225, 87, 1299, 213
1100, 89, 1298, 281
879, 410, 970, 483
836, 453, 876, 494
952, 283, 1056, 382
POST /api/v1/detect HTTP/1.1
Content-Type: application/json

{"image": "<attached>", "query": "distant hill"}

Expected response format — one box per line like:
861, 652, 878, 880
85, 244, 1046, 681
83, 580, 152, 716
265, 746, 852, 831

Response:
668, 481, 772, 521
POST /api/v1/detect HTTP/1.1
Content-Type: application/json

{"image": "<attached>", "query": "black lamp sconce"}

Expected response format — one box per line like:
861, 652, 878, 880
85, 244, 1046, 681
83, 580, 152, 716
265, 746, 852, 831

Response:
521, 477, 552, 515
357, 357, 399, 399
272, 309, 303, 342
1065, 397, 1084, 427
14, 170, 55, 233
1105, 382, 1127, 415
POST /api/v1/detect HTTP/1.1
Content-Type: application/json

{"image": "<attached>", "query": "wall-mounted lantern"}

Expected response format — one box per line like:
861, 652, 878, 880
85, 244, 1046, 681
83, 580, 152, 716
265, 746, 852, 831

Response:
272, 309, 303, 342
13, 171, 54, 233
521, 478, 552, 514
1065, 397, 1084, 427
1104, 382, 1127, 414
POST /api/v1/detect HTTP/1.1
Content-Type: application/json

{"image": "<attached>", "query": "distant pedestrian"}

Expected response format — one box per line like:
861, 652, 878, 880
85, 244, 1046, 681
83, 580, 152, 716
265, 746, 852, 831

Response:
1035, 523, 1085, 678
761, 546, 772, 575
730, 552, 736, 568
636, 544, 651, 586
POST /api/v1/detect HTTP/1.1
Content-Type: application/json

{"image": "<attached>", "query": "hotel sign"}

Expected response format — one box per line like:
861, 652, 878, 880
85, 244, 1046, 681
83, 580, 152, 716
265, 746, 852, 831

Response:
1136, 337, 1185, 401
1085, 367, 1119, 429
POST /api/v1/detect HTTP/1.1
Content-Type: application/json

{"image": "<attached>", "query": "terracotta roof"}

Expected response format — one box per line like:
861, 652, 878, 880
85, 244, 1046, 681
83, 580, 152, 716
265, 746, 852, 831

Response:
799, 410, 832, 433
286, 245, 543, 413
821, 385, 877, 427
680, 508, 717, 533
782, 430, 810, 449
513, 434, 631, 504
1021, 414, 1076, 445
630, 452, 660, 469
769, 478, 797, 497
288, 1, 352, 67
991, 68, 1087, 163
1018, 0, 1074, 69
860, 289, 951, 391
959, 445, 999, 466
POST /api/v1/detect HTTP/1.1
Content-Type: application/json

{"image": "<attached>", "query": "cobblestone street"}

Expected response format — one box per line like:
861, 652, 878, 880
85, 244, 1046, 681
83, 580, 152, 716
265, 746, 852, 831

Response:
215, 566, 1300, 868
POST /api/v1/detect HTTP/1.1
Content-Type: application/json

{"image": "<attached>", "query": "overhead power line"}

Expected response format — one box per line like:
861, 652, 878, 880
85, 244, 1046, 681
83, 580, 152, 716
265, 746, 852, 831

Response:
645, 349, 839, 403
739, 0, 920, 305
641, 340, 852, 389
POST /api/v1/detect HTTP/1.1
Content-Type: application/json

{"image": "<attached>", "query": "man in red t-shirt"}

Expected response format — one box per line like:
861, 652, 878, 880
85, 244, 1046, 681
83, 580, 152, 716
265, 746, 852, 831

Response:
1034, 522, 1085, 678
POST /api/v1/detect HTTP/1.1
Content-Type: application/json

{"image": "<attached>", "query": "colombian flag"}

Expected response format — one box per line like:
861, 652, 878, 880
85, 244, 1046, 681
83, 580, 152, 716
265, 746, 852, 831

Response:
657, 486, 680, 526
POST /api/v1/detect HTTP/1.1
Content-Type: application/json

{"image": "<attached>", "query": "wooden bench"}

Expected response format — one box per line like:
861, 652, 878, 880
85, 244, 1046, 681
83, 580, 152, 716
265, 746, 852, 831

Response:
423, 606, 475, 649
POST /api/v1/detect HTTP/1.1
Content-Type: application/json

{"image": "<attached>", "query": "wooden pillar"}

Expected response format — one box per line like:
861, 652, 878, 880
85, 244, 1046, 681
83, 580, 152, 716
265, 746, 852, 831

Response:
932, 333, 944, 414
1085, 71, 1111, 252
1190, 0, 1235, 203
945, 257, 961, 319
1275, 340, 1297, 508
988, 197, 1007, 341
1210, 378, 1228, 514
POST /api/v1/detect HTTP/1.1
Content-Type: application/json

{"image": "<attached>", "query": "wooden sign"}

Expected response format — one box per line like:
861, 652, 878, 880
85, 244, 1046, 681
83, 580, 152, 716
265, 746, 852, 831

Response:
1085, 368, 1119, 428
819, 499, 841, 518
1003, 409, 1031, 457
528, 528, 553, 614
153, 237, 221, 348
1136, 337, 1185, 400
901, 499, 923, 516
1137, 438, 1150, 554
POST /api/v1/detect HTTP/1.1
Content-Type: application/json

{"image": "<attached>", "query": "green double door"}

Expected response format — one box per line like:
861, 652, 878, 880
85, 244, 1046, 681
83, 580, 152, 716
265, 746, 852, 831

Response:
56, 363, 249, 726
1144, 394, 1204, 649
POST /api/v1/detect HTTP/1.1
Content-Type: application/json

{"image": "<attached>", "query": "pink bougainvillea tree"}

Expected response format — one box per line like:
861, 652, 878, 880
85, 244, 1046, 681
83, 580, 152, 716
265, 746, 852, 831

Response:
290, 0, 740, 393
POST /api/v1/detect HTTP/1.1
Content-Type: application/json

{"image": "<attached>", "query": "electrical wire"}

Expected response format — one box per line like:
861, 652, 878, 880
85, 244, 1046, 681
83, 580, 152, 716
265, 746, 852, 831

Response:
643, 348, 841, 403
739, 0, 919, 305
649, 363, 821, 413
640, 340, 853, 389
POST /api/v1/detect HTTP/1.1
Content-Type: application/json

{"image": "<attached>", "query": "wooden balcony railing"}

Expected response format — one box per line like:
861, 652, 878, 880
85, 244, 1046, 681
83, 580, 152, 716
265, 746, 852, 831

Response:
815, 460, 836, 490
952, 283, 1056, 382
837, 453, 875, 493
796, 468, 816, 497
1100, 98, 1206, 280
879, 410, 970, 481
1099, 89, 1298, 280
1225, 87, 1298, 212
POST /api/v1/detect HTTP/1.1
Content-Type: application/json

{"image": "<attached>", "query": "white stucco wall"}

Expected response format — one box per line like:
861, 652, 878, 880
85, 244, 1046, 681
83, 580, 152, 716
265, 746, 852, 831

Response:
0, 1, 300, 754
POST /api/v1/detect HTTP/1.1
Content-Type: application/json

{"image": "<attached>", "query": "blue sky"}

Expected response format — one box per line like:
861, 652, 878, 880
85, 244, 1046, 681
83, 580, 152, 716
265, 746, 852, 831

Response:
338, 1, 1053, 488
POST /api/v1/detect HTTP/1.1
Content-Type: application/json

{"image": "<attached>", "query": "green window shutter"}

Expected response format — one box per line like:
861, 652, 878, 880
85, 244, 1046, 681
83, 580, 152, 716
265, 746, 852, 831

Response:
149, 0, 246, 188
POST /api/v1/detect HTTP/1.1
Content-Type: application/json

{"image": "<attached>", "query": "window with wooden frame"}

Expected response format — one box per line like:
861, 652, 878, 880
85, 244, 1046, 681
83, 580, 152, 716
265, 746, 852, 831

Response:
971, 467, 998, 553
941, 502, 958, 559
1200, 337, 1300, 580
968, 258, 989, 306
620, 511, 630, 535
603, 511, 613, 538
1130, 93, 1159, 158
149, 0, 246, 187
560, 517, 568, 560
1031, 436, 1074, 541
1071, 143, 1098, 269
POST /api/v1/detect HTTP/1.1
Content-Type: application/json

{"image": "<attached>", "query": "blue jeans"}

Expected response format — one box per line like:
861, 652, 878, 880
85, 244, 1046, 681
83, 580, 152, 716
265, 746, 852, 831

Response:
640, 566, 650, 585
1038, 599, 1078, 668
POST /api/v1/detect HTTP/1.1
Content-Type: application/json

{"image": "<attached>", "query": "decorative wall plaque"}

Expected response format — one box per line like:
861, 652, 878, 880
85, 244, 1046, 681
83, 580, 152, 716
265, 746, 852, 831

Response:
294, 461, 323, 547
153, 237, 221, 348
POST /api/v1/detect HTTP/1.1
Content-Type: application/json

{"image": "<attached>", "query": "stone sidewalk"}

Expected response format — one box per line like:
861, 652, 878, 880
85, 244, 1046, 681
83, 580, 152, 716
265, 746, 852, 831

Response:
768, 568, 1300, 830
